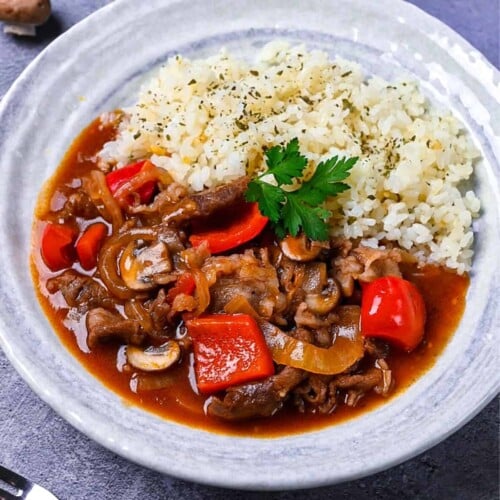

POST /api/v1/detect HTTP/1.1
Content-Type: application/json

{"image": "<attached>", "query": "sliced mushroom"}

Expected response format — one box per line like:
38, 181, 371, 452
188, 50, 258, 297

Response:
119, 240, 172, 291
305, 278, 341, 315
302, 262, 328, 294
280, 234, 327, 262
127, 340, 180, 372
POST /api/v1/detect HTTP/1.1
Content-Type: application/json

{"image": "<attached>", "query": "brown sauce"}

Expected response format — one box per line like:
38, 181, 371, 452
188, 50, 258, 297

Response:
31, 118, 469, 437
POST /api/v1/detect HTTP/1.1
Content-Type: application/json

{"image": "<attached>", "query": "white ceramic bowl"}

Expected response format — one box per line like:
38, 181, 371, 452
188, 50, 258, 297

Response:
0, 0, 498, 490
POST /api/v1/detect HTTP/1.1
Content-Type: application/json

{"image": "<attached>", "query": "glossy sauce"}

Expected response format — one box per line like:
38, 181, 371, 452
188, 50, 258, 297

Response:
31, 118, 469, 437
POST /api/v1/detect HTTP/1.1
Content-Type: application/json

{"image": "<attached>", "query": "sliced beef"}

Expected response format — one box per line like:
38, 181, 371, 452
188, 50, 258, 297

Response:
144, 285, 196, 338
332, 254, 363, 297
335, 363, 393, 406
129, 182, 189, 221
293, 375, 337, 414
86, 308, 144, 349
293, 361, 393, 413
46, 270, 114, 311
352, 246, 405, 281
190, 176, 249, 217
155, 176, 250, 225
294, 302, 338, 330
127, 177, 248, 226
207, 366, 305, 420
149, 288, 171, 336
330, 237, 353, 257
335, 368, 383, 392
209, 277, 275, 318
146, 289, 173, 337
209, 278, 255, 312
333, 245, 414, 296
364, 338, 390, 359
57, 190, 100, 220
203, 249, 287, 320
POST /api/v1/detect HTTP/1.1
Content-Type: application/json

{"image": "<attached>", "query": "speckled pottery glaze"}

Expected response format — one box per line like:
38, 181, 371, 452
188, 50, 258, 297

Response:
0, 0, 498, 490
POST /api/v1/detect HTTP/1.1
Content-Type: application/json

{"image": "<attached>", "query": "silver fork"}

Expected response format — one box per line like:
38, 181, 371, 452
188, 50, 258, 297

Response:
0, 465, 58, 500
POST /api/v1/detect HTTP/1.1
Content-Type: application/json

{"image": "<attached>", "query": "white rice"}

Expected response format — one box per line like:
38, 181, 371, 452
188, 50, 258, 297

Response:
99, 42, 480, 273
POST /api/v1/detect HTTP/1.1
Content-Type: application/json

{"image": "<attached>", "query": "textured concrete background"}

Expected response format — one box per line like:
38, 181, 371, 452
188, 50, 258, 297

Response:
0, 1, 498, 499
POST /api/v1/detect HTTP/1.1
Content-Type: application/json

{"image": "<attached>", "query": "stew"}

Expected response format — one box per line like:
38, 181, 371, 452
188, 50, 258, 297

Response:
31, 116, 468, 436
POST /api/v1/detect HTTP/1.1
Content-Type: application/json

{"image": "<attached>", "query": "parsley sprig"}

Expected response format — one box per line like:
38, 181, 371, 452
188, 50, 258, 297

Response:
245, 138, 358, 241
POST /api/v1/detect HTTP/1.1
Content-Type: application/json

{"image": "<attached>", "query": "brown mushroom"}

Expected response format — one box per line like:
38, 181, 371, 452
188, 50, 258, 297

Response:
119, 240, 173, 291
305, 278, 341, 314
127, 340, 181, 372
279, 234, 327, 262
0, 0, 51, 36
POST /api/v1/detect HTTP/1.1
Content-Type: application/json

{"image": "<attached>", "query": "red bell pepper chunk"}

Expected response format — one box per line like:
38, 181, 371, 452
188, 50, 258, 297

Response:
105, 160, 155, 205
41, 223, 78, 271
76, 223, 108, 270
189, 202, 268, 254
185, 314, 275, 394
166, 273, 196, 304
360, 276, 426, 352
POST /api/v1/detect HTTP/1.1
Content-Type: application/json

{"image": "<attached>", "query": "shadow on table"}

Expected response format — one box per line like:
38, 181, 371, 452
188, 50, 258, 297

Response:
8, 14, 64, 47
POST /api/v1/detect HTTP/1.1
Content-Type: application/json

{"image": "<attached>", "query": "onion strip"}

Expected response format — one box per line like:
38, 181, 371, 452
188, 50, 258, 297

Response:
191, 268, 210, 315
85, 170, 124, 231
258, 306, 364, 375
223, 296, 258, 317
124, 300, 153, 332
98, 227, 157, 299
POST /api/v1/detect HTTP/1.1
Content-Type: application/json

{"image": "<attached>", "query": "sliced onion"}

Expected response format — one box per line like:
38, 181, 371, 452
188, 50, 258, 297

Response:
224, 295, 259, 317
258, 306, 364, 375
124, 300, 153, 332
86, 170, 124, 231
191, 268, 210, 315
179, 242, 211, 315
98, 227, 157, 299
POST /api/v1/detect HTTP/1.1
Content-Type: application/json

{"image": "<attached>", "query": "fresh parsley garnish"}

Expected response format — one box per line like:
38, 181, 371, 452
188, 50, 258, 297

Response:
245, 139, 357, 241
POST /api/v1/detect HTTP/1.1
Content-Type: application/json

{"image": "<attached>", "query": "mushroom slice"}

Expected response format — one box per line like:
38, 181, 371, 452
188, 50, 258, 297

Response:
119, 240, 172, 291
305, 278, 341, 315
127, 340, 181, 372
280, 234, 327, 262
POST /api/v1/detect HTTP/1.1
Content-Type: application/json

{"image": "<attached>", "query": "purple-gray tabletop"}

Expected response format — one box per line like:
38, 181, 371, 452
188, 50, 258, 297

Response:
0, 1, 498, 499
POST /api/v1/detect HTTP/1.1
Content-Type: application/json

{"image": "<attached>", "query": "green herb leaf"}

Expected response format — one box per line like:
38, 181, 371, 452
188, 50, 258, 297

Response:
245, 181, 284, 223
245, 139, 357, 241
264, 138, 307, 185
297, 156, 357, 205
284, 194, 331, 241
281, 196, 303, 237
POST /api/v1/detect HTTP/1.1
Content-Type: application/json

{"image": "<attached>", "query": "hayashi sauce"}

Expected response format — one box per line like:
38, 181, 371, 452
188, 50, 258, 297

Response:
31, 118, 469, 436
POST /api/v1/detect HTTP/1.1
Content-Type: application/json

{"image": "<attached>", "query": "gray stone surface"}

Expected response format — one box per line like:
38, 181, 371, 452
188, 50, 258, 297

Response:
0, 1, 498, 499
